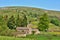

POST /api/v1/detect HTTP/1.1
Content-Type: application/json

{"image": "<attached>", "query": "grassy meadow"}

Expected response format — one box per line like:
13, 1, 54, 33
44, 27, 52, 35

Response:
0, 34, 60, 40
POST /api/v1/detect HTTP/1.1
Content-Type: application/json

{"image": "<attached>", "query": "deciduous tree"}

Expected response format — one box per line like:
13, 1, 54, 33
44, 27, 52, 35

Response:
38, 13, 50, 31
7, 15, 16, 29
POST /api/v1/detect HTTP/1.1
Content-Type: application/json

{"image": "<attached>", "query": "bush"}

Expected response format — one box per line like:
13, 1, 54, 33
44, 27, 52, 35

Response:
51, 17, 60, 26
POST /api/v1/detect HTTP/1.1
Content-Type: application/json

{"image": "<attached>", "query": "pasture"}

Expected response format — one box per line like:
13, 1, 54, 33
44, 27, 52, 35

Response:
0, 34, 60, 40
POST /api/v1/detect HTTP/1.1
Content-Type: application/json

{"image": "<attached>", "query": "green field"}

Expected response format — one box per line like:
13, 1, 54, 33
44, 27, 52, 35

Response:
0, 35, 60, 40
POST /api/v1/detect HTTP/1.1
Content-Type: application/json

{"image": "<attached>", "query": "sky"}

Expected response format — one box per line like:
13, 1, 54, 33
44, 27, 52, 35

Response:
0, 0, 60, 11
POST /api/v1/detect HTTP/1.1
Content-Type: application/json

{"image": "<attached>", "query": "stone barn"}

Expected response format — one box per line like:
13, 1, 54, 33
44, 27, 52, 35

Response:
15, 24, 40, 37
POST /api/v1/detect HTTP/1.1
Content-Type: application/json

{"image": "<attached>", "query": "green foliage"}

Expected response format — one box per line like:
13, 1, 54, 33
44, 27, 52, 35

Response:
7, 15, 16, 29
7, 12, 27, 29
21, 13, 27, 27
16, 14, 22, 27
0, 15, 4, 26
38, 13, 50, 31
0, 29, 15, 36
51, 17, 60, 26
0, 15, 8, 32
31, 21, 38, 28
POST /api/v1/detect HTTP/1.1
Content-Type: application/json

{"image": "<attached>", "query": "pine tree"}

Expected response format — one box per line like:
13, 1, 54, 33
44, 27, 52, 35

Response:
38, 13, 50, 31
7, 15, 16, 29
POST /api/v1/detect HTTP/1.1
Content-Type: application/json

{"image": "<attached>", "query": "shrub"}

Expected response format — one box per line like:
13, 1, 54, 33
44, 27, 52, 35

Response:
51, 17, 60, 26
0, 29, 16, 36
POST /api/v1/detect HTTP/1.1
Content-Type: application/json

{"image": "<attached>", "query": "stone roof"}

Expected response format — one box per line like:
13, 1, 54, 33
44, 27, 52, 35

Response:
16, 27, 39, 31
16, 27, 29, 30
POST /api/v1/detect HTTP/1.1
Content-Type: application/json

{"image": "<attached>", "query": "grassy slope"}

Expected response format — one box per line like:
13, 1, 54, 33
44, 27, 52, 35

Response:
0, 35, 60, 40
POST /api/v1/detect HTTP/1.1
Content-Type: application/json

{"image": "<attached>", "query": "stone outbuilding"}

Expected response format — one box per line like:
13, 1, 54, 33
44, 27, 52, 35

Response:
15, 24, 40, 37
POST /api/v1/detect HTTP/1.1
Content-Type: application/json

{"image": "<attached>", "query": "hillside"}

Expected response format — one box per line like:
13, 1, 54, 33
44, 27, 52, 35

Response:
0, 6, 60, 19
0, 6, 60, 37
0, 6, 60, 27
